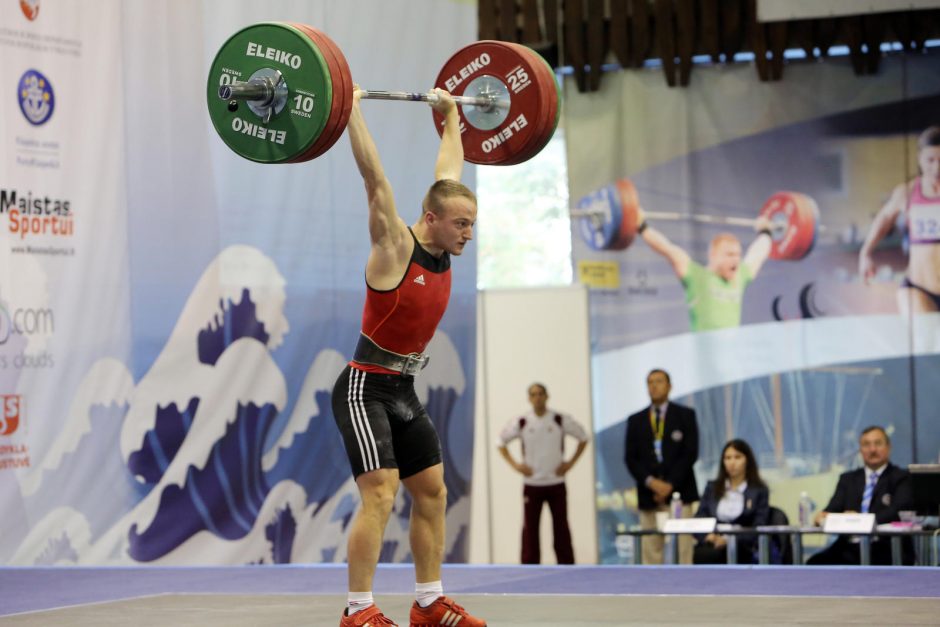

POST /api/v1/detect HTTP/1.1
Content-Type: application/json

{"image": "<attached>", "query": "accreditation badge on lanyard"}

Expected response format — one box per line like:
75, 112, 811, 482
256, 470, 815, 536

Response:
650, 408, 664, 463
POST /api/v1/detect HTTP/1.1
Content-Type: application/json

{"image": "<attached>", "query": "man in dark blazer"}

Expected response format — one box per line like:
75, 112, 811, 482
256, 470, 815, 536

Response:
624, 369, 699, 564
808, 425, 914, 565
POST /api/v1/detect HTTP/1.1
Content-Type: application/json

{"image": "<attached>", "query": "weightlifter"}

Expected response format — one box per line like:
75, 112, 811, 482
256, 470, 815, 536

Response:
859, 125, 940, 315
331, 84, 485, 627
636, 207, 774, 331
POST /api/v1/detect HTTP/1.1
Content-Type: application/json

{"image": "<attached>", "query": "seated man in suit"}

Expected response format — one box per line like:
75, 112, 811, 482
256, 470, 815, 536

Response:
808, 425, 914, 565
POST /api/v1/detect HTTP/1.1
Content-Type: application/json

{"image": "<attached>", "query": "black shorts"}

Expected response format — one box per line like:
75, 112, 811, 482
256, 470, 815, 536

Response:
331, 365, 442, 479
901, 277, 940, 309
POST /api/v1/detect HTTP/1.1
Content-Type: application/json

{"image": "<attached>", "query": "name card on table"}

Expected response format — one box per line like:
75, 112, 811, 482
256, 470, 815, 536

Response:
823, 513, 875, 534
662, 517, 717, 534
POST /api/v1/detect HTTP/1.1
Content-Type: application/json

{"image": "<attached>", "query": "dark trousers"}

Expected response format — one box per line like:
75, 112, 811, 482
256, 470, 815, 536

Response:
521, 483, 574, 564
693, 539, 756, 565
807, 537, 914, 566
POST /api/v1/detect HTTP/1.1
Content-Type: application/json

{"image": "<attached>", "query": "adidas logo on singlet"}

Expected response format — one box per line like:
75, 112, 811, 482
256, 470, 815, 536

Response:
413, 274, 426, 286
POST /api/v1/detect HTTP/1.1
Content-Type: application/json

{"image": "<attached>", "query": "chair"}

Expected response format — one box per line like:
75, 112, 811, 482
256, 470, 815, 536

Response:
767, 506, 794, 565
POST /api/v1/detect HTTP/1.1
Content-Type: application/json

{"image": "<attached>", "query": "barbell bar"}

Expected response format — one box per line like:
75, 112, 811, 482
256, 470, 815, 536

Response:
206, 22, 559, 165
571, 208, 830, 231
572, 178, 823, 261
220, 83, 510, 111
356, 89, 510, 110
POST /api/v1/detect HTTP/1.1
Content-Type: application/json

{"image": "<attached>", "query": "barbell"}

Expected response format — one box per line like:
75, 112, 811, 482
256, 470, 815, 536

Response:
571, 178, 822, 261
206, 22, 561, 165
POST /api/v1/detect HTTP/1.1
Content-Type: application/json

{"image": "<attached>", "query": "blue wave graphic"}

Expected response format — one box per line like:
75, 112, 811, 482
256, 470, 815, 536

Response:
198, 288, 271, 366
127, 401, 277, 562
265, 504, 296, 564
425, 386, 468, 507
128, 399, 199, 484
267, 390, 350, 508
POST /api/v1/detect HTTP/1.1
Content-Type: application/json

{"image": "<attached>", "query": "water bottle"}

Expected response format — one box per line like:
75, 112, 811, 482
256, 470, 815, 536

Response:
671, 491, 683, 519
614, 534, 635, 563
798, 491, 813, 527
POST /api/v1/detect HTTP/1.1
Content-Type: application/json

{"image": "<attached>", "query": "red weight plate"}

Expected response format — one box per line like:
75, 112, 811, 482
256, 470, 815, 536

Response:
283, 23, 342, 162
610, 178, 641, 251
302, 25, 352, 160
759, 191, 819, 260
498, 42, 556, 165
268, 22, 339, 163
511, 43, 558, 164
286, 23, 350, 162
511, 46, 561, 165
433, 40, 548, 165
495, 43, 550, 163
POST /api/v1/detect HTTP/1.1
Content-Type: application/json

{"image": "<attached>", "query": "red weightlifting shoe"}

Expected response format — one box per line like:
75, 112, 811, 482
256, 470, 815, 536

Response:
339, 604, 398, 626
409, 596, 486, 627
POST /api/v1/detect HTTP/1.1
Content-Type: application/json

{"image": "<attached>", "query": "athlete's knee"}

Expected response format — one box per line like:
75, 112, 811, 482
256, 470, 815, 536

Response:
357, 470, 399, 514
413, 482, 447, 517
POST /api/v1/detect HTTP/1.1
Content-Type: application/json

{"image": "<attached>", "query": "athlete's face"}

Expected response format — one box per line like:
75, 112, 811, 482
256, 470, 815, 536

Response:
859, 429, 891, 470
710, 239, 742, 281
430, 197, 476, 256
723, 446, 748, 483
919, 146, 940, 185
528, 385, 548, 414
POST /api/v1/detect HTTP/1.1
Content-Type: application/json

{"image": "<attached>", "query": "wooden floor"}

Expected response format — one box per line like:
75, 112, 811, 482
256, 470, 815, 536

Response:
2, 564, 940, 626
2, 593, 940, 626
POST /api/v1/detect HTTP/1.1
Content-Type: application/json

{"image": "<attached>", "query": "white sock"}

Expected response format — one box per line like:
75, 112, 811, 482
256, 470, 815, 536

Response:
347, 591, 373, 615
415, 580, 443, 608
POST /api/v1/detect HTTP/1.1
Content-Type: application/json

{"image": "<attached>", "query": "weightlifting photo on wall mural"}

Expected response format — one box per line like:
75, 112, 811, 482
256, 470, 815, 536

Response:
567, 54, 940, 562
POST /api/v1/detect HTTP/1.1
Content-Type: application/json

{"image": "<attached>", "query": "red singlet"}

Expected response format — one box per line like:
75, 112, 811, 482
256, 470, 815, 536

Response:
353, 228, 451, 374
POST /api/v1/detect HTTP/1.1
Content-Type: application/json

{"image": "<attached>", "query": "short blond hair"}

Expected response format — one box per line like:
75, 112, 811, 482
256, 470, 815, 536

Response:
709, 232, 740, 255
422, 179, 477, 216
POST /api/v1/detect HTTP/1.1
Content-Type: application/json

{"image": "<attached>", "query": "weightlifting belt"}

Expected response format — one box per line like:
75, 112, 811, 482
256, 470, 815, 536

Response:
353, 333, 429, 376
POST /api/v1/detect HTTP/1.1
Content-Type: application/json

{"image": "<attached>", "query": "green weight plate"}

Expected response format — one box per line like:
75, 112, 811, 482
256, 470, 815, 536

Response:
207, 22, 333, 163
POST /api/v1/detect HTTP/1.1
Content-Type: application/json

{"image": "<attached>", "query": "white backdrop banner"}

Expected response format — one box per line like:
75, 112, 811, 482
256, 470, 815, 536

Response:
0, 0, 479, 566
0, 0, 132, 564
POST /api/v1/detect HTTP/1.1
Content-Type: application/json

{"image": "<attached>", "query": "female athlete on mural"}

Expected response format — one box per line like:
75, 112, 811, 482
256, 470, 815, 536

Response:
331, 85, 485, 627
859, 126, 940, 314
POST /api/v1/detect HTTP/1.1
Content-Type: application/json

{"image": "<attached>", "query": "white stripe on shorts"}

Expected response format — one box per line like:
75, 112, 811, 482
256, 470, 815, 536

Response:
348, 368, 380, 472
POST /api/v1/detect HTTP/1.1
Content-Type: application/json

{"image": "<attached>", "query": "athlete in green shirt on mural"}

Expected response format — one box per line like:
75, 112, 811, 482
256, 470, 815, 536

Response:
636, 206, 773, 331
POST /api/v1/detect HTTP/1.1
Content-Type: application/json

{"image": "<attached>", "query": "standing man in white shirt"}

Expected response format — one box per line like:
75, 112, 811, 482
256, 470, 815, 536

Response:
497, 383, 590, 564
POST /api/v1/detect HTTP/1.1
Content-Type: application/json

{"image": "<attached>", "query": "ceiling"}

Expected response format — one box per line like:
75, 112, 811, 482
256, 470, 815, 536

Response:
477, 0, 940, 91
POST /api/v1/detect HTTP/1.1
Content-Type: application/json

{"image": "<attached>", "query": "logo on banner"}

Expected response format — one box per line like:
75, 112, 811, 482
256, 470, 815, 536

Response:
0, 302, 9, 345
0, 294, 54, 347
0, 188, 74, 240
18, 70, 55, 126
20, 0, 40, 21
1, 395, 23, 436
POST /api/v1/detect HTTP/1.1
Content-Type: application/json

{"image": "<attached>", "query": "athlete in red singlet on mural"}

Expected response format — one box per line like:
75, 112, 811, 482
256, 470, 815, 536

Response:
860, 126, 940, 315
332, 85, 485, 627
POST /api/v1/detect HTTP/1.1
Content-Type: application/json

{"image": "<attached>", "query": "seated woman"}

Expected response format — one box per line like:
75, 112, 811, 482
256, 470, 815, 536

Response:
694, 439, 770, 564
